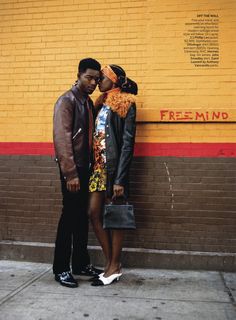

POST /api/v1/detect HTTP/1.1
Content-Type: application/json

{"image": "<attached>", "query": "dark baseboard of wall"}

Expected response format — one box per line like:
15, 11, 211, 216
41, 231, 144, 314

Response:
1, 241, 235, 272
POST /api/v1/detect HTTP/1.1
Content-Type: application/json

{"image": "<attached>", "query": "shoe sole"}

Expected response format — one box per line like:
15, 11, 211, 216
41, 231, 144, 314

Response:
91, 278, 119, 286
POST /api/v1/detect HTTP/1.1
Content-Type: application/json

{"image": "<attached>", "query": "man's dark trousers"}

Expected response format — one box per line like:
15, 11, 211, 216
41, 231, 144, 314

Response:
53, 168, 90, 274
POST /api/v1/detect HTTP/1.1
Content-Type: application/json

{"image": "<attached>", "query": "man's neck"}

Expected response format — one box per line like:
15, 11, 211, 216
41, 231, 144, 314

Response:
76, 83, 88, 97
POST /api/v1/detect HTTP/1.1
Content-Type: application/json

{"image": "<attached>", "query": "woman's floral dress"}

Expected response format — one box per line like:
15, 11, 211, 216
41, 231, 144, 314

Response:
89, 105, 110, 192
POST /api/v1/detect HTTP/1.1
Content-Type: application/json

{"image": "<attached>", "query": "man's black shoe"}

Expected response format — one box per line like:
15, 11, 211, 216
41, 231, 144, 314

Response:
55, 271, 78, 288
73, 264, 103, 277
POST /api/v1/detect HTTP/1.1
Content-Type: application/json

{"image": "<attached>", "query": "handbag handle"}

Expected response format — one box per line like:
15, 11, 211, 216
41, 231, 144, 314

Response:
109, 194, 128, 205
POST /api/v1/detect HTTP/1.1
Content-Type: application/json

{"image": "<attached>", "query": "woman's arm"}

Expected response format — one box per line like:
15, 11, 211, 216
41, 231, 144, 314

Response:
114, 103, 136, 187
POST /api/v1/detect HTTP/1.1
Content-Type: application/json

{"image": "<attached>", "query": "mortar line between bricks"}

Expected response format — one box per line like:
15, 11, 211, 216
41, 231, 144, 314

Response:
0, 267, 51, 307
219, 271, 236, 308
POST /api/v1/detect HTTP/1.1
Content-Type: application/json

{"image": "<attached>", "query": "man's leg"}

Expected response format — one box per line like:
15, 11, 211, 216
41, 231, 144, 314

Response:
53, 174, 81, 273
53, 175, 79, 287
71, 169, 90, 272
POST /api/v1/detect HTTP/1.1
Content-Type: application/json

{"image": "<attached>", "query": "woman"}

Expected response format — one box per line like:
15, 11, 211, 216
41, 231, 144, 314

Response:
88, 64, 137, 286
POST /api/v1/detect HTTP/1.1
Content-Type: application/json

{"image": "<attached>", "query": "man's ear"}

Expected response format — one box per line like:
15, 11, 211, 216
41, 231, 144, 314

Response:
77, 72, 80, 79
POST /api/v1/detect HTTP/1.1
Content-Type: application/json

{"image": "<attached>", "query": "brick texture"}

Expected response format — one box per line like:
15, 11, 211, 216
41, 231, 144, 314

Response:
1, 155, 236, 254
0, 0, 235, 143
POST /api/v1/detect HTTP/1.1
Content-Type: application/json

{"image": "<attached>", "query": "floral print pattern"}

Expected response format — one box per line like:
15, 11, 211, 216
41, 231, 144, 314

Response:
89, 105, 110, 192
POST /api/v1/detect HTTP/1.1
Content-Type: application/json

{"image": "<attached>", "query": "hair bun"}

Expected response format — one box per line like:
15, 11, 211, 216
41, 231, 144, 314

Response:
121, 77, 138, 95
115, 75, 125, 86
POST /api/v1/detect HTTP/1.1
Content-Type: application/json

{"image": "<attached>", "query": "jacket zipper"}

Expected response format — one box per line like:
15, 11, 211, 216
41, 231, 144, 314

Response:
72, 128, 82, 140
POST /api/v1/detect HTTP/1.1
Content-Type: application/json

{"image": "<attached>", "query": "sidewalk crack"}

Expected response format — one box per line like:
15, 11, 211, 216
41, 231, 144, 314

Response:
0, 267, 51, 307
220, 271, 236, 308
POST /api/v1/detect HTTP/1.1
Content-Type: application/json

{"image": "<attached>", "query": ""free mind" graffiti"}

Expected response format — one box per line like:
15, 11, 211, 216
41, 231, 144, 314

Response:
160, 110, 229, 122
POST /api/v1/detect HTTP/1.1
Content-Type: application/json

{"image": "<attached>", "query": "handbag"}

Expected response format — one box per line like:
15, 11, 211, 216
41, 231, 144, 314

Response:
103, 197, 136, 230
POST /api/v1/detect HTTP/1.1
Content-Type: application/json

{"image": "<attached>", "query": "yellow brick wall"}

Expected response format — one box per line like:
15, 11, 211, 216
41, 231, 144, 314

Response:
136, 123, 236, 143
0, 0, 235, 143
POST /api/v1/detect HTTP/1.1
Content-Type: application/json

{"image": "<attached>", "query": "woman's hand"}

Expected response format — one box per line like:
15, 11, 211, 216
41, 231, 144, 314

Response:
113, 184, 124, 199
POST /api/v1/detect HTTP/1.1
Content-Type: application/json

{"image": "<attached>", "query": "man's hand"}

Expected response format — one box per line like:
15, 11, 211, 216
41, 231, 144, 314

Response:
113, 184, 124, 199
66, 177, 80, 192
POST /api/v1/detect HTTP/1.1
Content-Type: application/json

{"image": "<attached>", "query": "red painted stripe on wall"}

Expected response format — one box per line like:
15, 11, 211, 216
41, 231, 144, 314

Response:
0, 142, 54, 156
134, 143, 236, 157
0, 142, 236, 157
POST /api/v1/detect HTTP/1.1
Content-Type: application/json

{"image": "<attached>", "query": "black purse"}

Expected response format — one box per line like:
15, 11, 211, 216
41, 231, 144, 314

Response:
103, 197, 136, 230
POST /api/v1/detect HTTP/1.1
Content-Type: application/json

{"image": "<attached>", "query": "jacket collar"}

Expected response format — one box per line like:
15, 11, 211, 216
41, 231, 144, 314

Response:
71, 85, 88, 104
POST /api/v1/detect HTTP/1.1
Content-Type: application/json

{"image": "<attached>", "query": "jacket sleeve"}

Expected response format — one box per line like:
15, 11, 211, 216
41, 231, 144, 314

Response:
114, 103, 136, 186
53, 96, 78, 181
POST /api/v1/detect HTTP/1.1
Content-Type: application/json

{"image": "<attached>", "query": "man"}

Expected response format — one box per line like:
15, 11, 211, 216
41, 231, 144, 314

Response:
53, 58, 102, 288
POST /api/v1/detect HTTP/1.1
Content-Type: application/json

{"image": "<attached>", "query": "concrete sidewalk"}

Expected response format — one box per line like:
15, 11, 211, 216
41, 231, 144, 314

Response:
0, 260, 236, 320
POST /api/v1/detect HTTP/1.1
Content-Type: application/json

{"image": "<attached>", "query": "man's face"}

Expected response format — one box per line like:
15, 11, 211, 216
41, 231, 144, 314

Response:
78, 68, 100, 95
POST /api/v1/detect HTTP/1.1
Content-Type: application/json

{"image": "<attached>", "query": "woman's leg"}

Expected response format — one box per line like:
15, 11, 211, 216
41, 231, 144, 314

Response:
88, 191, 111, 271
104, 229, 124, 277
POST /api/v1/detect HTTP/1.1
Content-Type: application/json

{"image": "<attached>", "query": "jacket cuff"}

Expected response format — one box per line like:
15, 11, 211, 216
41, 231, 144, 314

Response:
62, 168, 78, 181
114, 179, 124, 186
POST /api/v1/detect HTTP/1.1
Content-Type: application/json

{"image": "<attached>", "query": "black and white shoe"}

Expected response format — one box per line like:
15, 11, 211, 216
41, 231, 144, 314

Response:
73, 264, 103, 278
91, 273, 122, 286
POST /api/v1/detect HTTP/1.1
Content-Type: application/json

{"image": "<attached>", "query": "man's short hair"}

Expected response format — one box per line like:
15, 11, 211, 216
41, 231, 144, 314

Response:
78, 58, 101, 74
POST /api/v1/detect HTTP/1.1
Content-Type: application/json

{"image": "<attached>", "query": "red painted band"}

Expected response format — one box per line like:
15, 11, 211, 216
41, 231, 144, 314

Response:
0, 142, 54, 156
0, 142, 236, 157
134, 142, 236, 157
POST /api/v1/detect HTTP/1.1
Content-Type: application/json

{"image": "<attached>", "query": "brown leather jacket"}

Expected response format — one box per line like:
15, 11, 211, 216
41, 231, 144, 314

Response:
53, 85, 93, 181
